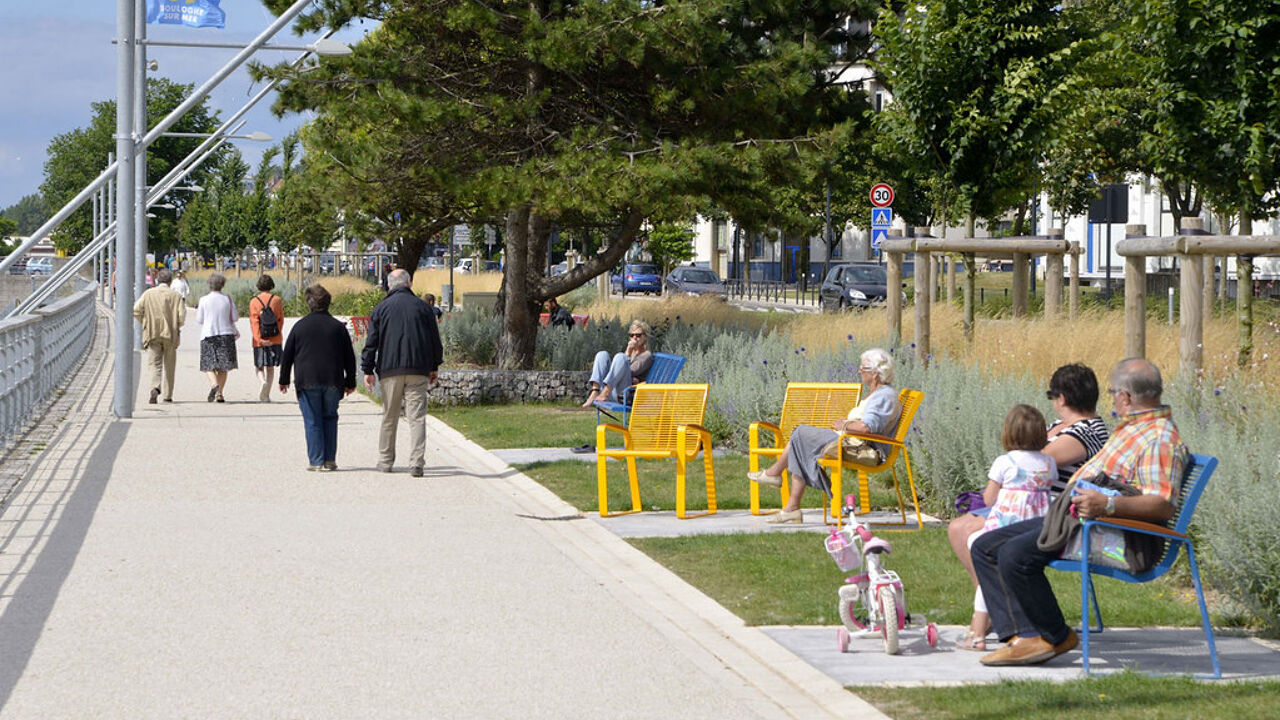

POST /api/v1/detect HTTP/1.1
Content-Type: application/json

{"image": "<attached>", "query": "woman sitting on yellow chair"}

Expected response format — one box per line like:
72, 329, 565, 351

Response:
747, 347, 900, 525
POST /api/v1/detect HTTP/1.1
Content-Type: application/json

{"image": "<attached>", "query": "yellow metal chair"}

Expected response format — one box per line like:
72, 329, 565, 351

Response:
747, 382, 862, 515
595, 383, 717, 519
821, 388, 925, 530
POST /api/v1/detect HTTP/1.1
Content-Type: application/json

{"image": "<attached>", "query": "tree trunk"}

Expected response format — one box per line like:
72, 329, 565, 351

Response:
1238, 216, 1254, 367
496, 207, 540, 369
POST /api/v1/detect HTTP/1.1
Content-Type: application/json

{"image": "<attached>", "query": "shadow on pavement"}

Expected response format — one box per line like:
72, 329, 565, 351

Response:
0, 419, 129, 709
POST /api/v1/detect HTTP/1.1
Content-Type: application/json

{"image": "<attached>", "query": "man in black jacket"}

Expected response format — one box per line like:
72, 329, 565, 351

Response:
279, 285, 357, 471
362, 269, 444, 476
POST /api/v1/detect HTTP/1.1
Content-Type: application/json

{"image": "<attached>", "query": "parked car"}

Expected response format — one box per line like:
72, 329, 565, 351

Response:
820, 262, 891, 311
454, 258, 475, 274
25, 257, 53, 276
419, 256, 448, 270
4, 256, 27, 275
611, 263, 662, 294
550, 261, 568, 276
483, 260, 501, 272
663, 265, 727, 299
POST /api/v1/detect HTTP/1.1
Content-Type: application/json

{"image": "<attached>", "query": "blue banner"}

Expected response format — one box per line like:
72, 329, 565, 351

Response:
147, 0, 226, 29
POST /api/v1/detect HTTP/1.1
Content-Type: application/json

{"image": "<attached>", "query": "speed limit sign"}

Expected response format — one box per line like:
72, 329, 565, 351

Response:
870, 183, 895, 208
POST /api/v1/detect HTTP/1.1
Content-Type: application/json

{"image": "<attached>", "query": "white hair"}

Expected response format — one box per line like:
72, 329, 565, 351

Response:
387, 268, 411, 290
860, 347, 894, 385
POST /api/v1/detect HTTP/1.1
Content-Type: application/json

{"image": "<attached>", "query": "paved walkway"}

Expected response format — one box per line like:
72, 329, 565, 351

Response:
0, 309, 881, 718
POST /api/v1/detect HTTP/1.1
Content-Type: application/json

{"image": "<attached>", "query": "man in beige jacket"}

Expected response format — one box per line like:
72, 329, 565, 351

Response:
132, 268, 187, 404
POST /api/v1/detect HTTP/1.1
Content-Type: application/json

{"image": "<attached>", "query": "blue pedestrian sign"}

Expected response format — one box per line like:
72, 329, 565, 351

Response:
871, 228, 889, 249
871, 208, 893, 228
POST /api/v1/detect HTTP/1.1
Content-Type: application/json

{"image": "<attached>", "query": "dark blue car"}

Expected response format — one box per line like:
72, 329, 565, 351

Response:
612, 263, 662, 295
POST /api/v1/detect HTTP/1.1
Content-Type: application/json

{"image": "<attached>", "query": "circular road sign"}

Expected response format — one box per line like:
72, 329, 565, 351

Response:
870, 183, 895, 208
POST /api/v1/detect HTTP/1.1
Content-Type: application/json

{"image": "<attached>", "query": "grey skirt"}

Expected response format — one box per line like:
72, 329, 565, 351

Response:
787, 425, 840, 498
199, 334, 238, 372
253, 344, 282, 368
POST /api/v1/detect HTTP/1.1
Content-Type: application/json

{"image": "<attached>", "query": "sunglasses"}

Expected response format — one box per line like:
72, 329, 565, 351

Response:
629, 333, 645, 338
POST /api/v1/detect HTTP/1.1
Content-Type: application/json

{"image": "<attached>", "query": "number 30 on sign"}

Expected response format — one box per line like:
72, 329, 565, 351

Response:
870, 183, 895, 208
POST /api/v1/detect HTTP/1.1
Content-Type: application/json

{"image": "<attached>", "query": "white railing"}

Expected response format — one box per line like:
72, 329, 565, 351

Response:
0, 284, 98, 447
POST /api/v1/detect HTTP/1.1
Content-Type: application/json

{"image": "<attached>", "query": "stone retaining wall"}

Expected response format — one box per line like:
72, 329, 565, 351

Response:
427, 369, 589, 405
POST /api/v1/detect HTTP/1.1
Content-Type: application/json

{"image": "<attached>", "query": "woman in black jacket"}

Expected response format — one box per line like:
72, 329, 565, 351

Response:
279, 284, 358, 471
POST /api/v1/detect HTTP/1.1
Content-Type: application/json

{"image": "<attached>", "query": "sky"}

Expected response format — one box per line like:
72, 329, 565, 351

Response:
0, 0, 373, 211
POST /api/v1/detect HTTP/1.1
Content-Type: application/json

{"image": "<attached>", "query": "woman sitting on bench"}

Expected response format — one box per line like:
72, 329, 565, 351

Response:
581, 320, 654, 407
746, 347, 900, 525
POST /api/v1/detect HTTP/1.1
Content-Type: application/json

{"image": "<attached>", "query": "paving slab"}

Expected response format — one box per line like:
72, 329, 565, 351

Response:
763, 625, 1277, 685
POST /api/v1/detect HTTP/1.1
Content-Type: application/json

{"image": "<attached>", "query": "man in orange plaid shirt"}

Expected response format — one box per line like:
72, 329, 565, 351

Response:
973, 358, 1190, 666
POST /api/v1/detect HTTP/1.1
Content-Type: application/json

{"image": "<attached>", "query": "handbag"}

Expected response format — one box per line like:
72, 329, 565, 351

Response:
1039, 473, 1165, 574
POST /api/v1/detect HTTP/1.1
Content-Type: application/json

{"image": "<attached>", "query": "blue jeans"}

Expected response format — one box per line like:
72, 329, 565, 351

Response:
590, 351, 632, 402
297, 386, 342, 467
971, 516, 1070, 645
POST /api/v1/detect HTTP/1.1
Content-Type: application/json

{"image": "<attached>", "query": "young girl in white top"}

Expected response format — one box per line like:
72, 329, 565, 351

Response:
959, 404, 1057, 650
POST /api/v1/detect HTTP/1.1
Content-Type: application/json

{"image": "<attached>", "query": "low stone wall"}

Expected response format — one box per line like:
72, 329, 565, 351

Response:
427, 369, 588, 405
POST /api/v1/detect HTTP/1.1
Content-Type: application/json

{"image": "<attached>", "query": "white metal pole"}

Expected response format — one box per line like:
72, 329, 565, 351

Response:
114, 0, 136, 418
133, 0, 147, 350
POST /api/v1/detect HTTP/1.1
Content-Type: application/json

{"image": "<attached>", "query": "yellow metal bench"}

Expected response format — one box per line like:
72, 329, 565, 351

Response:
822, 388, 925, 530
747, 382, 863, 515
595, 383, 717, 519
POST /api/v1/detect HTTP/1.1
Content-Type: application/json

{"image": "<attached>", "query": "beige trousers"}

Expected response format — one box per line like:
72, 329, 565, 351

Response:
146, 339, 177, 400
378, 374, 430, 468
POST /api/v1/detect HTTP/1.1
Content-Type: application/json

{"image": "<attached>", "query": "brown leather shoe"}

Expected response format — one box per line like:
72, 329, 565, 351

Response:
979, 635, 1056, 666
1052, 628, 1079, 658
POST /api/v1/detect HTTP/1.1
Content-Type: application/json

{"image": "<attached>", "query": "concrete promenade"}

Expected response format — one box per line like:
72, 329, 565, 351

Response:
0, 307, 880, 719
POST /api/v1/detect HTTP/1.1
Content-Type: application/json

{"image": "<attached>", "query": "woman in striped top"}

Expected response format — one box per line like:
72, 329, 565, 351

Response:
948, 363, 1110, 649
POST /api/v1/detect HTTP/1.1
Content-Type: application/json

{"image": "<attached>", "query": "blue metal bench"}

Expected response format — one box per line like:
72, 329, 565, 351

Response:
593, 352, 686, 425
1048, 453, 1220, 677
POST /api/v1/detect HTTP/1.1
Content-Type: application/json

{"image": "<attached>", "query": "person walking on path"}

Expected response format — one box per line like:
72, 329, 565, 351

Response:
279, 285, 357, 471
171, 270, 190, 301
362, 268, 443, 477
132, 268, 186, 404
195, 273, 239, 403
249, 274, 286, 402
973, 357, 1189, 667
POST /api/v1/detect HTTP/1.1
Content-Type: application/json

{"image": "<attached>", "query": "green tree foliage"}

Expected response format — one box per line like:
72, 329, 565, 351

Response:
268, 134, 338, 261
874, 0, 1072, 228
645, 223, 696, 275
2, 194, 51, 235
264, 0, 870, 368
178, 151, 255, 258
0, 217, 17, 252
38, 78, 222, 254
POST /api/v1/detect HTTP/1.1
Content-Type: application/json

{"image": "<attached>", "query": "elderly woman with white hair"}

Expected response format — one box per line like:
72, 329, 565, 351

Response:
747, 347, 901, 524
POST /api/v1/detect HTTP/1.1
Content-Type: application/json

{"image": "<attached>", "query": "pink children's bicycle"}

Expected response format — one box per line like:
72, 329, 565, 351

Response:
826, 495, 938, 655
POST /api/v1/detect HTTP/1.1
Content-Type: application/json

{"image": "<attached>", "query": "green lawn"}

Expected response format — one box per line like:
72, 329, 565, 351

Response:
859, 674, 1280, 720
430, 402, 598, 449
631, 529, 1213, 628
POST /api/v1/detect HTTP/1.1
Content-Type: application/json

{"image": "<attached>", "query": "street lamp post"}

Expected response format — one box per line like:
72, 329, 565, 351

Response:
114, 0, 136, 418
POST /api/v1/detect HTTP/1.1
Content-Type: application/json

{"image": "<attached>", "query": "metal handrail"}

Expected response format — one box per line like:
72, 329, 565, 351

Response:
0, 285, 97, 447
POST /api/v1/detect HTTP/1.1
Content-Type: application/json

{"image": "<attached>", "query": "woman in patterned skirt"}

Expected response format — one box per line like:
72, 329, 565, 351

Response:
195, 273, 239, 402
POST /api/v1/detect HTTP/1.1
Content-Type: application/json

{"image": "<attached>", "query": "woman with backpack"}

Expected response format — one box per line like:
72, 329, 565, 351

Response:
250, 274, 286, 402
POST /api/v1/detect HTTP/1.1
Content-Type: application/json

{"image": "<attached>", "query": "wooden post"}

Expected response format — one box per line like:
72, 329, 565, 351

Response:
963, 252, 976, 340
1068, 241, 1080, 323
1045, 228, 1064, 319
886, 250, 903, 345
912, 227, 932, 364
1182, 219, 1211, 333
1012, 252, 1028, 318
1178, 223, 1204, 375
1124, 225, 1148, 359
946, 253, 956, 303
